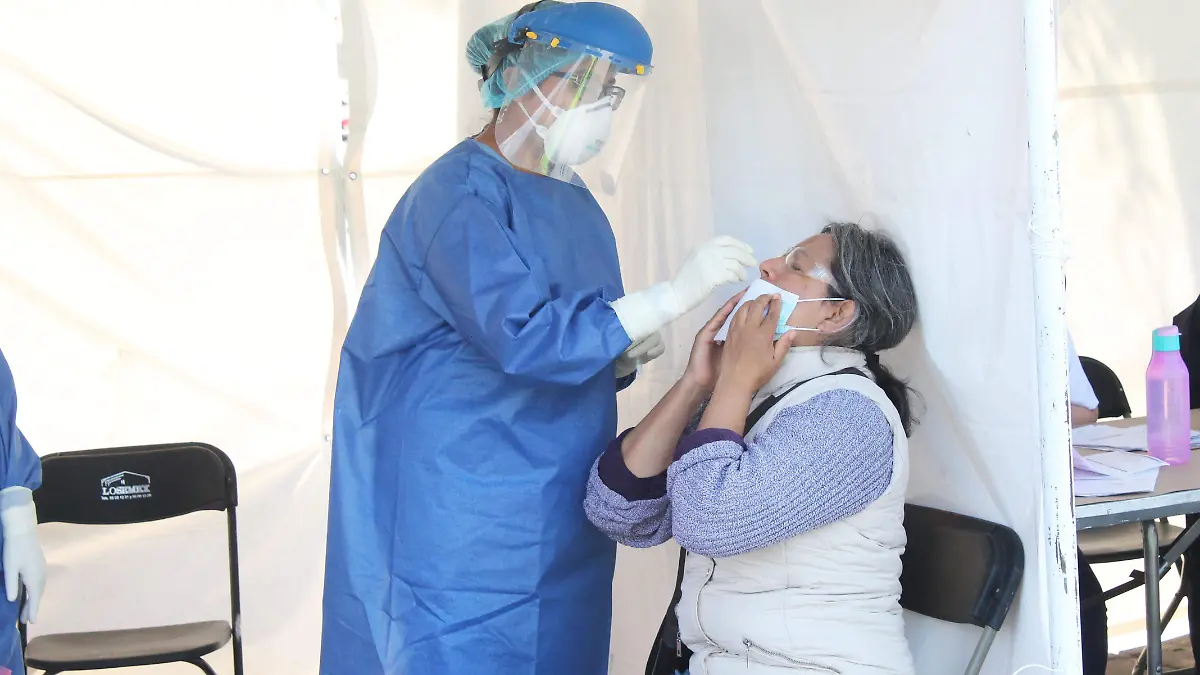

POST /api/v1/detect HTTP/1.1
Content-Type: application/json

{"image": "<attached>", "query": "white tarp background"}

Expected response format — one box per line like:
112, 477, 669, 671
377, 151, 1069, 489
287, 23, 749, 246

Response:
1057, 0, 1200, 649
6, 0, 1180, 673
0, 2, 337, 673
1060, 0, 1200, 415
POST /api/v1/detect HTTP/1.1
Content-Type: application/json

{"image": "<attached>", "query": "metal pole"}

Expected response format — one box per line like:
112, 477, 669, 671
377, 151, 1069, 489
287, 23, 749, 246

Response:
1023, 0, 1081, 672
1144, 520, 1163, 675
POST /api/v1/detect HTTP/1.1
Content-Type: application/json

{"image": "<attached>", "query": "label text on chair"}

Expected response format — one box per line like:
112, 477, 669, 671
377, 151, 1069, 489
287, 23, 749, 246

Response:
100, 471, 153, 501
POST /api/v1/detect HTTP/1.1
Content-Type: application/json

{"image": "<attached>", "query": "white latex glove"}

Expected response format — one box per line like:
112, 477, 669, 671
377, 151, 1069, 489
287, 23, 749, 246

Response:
1, 486, 44, 624
667, 236, 757, 316
611, 236, 756, 343
615, 332, 666, 379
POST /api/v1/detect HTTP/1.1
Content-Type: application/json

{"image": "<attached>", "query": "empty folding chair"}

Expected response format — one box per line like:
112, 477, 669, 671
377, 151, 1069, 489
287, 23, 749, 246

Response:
900, 504, 1024, 675
22, 442, 243, 675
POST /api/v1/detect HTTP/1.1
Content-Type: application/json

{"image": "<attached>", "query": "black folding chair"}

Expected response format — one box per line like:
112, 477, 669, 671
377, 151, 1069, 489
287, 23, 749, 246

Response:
900, 504, 1024, 675
1079, 355, 1133, 420
22, 442, 243, 675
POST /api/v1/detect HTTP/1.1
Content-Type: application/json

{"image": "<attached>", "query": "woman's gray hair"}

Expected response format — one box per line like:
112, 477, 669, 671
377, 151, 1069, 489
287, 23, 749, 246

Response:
822, 222, 918, 353
821, 221, 919, 434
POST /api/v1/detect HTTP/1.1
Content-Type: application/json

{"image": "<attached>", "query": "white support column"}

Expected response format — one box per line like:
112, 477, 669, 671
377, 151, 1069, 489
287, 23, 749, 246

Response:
1024, 0, 1082, 671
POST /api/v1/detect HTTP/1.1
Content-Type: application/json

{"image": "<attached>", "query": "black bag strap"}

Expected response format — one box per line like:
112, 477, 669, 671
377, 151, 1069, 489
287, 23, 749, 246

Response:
644, 547, 690, 675
744, 366, 866, 433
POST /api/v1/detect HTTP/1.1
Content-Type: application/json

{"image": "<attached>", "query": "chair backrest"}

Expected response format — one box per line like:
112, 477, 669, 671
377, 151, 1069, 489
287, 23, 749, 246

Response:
900, 504, 1024, 631
35, 442, 237, 525
1079, 356, 1133, 420
28, 442, 245, 675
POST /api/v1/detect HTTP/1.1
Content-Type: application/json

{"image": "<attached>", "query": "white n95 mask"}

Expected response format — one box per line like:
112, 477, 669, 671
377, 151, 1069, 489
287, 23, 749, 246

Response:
714, 278, 845, 342
523, 83, 614, 166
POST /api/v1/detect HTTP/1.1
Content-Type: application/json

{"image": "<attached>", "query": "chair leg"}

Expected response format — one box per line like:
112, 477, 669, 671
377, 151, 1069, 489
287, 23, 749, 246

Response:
1131, 573, 1189, 675
186, 658, 219, 675
964, 627, 998, 675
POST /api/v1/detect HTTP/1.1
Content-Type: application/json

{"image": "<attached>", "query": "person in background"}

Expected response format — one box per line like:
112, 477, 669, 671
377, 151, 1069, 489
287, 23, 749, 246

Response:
0, 348, 45, 675
1069, 331, 1106, 675
1173, 292, 1199, 406
319, 3, 755, 674
586, 223, 919, 674
1173, 293, 1200, 667
1069, 333, 1100, 427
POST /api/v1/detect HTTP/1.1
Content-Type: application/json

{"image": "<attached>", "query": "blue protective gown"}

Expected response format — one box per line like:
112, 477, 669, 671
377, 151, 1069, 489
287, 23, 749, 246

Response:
0, 349, 42, 675
320, 140, 635, 675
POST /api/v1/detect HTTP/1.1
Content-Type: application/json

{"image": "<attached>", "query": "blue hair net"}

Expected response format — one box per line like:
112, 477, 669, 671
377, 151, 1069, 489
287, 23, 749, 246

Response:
466, 1, 571, 110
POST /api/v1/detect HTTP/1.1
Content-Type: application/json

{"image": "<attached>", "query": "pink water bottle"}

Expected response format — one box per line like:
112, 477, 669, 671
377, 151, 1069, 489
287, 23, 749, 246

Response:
1147, 326, 1192, 465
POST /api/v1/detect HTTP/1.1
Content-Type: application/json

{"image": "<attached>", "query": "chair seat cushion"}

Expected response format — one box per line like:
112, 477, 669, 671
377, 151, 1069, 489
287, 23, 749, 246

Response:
1079, 521, 1184, 564
26, 620, 231, 670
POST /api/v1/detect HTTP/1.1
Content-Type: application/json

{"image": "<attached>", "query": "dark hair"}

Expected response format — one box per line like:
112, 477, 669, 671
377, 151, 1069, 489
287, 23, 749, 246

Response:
821, 222, 919, 435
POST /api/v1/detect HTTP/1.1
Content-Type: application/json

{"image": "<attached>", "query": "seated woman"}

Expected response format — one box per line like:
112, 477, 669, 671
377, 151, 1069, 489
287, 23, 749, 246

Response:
585, 222, 919, 675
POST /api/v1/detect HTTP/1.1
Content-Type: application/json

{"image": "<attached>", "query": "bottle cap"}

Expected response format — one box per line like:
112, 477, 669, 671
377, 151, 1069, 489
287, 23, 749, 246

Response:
1153, 325, 1181, 352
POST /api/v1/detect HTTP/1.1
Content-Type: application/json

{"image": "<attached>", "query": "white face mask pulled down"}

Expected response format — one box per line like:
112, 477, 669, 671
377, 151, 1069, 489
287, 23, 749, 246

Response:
516, 82, 615, 166
714, 278, 847, 342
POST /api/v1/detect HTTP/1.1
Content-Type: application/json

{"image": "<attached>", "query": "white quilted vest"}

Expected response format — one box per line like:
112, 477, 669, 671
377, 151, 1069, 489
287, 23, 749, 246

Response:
676, 347, 913, 675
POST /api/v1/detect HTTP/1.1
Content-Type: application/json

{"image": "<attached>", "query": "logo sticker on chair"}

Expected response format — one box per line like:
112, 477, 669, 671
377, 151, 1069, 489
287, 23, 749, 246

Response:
100, 471, 153, 501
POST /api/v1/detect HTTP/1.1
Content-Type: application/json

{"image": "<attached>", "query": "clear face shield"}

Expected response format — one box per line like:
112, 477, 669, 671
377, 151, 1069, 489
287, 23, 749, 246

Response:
493, 41, 650, 187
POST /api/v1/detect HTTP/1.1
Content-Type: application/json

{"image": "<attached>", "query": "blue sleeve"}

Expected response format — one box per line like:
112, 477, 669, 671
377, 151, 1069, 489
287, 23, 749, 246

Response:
414, 195, 632, 385
0, 352, 41, 492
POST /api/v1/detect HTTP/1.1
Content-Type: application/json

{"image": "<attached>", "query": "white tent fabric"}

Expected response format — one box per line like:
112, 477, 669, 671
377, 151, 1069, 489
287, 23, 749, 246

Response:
0, 0, 1132, 673
1060, 0, 1200, 415
1057, 0, 1200, 650
0, 3, 337, 673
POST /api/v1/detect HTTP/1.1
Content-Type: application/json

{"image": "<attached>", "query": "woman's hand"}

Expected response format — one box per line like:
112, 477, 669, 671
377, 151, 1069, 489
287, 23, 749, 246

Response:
714, 295, 795, 396
681, 291, 745, 392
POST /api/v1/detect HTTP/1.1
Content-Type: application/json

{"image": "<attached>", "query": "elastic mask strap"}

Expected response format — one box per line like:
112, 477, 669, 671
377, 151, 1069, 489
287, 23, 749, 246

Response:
527, 81, 567, 117
530, 76, 617, 118
780, 297, 848, 333
515, 98, 552, 140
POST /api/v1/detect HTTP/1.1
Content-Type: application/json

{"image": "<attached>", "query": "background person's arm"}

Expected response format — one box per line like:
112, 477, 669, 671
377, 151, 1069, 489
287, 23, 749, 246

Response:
1071, 404, 1098, 428
1067, 331, 1100, 427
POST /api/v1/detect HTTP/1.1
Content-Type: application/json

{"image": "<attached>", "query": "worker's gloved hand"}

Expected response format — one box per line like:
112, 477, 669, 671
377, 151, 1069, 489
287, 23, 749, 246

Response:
1, 486, 44, 624
612, 236, 756, 343
615, 332, 666, 379
667, 236, 756, 318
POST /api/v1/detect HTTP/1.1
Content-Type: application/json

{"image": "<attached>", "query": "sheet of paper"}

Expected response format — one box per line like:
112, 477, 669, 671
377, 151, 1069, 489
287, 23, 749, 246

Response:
1072, 423, 1200, 452
1072, 424, 1138, 448
1072, 446, 1164, 497
1072, 448, 1166, 476
1073, 467, 1160, 497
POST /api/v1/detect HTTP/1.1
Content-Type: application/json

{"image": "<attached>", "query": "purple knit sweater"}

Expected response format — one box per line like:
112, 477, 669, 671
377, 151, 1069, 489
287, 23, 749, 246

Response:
583, 389, 895, 558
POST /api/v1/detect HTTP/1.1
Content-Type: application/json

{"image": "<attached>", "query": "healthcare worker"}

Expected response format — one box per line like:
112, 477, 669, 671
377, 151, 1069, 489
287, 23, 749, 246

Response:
0, 348, 46, 675
320, 2, 755, 674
